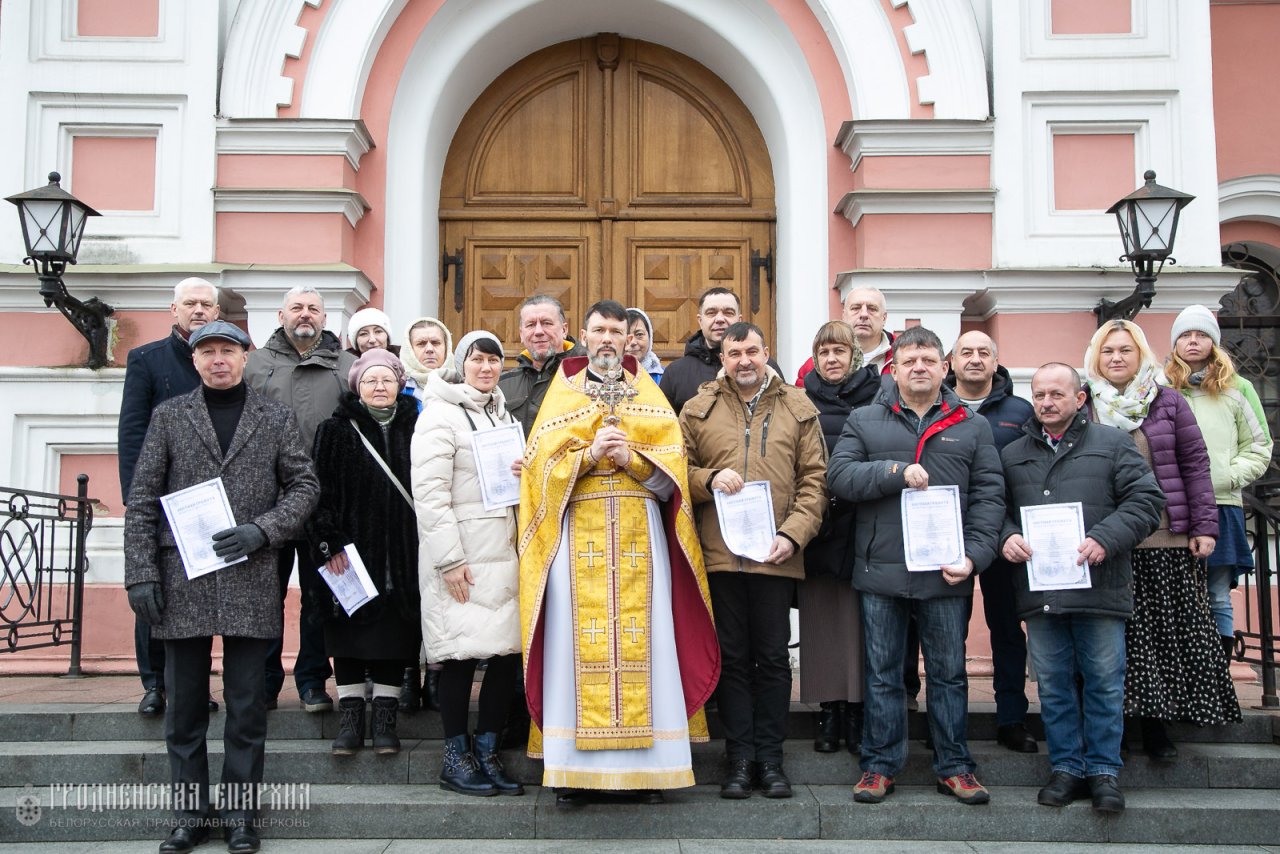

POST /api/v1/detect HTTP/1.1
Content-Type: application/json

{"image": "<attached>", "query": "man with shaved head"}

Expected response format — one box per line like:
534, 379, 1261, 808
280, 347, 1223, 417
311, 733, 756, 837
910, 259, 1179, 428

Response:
945, 330, 1038, 753
794, 286, 894, 384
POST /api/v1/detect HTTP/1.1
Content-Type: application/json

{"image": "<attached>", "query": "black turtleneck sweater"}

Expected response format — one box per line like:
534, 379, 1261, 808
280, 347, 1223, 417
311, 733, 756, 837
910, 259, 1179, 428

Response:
204, 382, 247, 456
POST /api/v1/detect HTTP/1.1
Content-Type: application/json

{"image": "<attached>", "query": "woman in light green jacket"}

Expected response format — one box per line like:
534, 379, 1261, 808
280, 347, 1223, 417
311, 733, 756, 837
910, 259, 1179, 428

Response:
1166, 305, 1274, 654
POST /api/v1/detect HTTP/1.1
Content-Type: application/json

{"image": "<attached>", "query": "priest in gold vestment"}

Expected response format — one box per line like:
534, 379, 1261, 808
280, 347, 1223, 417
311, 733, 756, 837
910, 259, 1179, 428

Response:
519, 300, 719, 803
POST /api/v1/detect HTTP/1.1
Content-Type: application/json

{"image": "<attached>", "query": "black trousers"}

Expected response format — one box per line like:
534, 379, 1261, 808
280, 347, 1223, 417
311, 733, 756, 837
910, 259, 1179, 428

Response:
135, 616, 165, 691
973, 559, 1029, 726
164, 635, 273, 825
708, 573, 795, 763
265, 542, 332, 699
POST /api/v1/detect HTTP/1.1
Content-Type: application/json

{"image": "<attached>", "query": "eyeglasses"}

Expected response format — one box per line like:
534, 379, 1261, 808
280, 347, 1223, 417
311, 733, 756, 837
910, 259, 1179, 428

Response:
359, 378, 397, 388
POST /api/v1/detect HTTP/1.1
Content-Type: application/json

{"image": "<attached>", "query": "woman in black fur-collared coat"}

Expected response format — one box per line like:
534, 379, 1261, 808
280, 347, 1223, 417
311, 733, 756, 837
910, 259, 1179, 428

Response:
307, 349, 421, 755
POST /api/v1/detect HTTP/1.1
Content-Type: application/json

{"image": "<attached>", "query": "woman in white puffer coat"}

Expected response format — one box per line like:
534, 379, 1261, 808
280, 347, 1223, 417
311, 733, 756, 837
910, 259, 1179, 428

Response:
411, 331, 524, 797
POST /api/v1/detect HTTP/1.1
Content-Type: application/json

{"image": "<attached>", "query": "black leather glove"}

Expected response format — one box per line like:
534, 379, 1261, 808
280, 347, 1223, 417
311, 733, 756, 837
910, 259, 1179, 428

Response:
211, 524, 268, 561
127, 582, 165, 626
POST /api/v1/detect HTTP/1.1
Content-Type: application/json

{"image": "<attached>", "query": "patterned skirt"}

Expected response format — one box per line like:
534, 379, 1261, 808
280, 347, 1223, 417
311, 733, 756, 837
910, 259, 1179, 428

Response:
1123, 547, 1242, 725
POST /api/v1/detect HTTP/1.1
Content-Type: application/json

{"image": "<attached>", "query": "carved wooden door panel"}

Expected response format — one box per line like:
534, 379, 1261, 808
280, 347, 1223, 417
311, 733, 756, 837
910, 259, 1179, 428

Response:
440, 34, 775, 358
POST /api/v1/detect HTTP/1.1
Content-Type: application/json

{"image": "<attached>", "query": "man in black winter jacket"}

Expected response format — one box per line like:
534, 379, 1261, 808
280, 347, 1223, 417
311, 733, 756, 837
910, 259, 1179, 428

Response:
946, 331, 1038, 754
117, 277, 220, 718
827, 325, 1004, 807
660, 287, 781, 414
1000, 363, 1163, 814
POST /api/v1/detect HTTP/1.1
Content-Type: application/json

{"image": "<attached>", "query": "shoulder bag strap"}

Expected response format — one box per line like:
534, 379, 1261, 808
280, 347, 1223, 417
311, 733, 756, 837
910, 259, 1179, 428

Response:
349, 419, 415, 510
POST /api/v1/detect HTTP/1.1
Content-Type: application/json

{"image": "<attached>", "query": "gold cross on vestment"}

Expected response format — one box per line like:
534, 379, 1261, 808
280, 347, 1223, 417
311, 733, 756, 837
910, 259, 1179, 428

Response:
599, 473, 622, 490
623, 617, 645, 643
585, 365, 638, 426
578, 541, 604, 569
581, 618, 605, 644
621, 540, 646, 568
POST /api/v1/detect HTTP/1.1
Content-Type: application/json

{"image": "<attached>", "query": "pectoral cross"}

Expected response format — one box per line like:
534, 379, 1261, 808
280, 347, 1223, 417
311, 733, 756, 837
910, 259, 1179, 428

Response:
581, 618, 605, 644
623, 617, 645, 643
585, 365, 638, 426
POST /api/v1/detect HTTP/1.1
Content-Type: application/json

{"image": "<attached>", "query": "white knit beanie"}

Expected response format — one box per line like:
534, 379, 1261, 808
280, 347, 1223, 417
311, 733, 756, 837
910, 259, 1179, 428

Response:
1170, 305, 1220, 348
348, 307, 393, 345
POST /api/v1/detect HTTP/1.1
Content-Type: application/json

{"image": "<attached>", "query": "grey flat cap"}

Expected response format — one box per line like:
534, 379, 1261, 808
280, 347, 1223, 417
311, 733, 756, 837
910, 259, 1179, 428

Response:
188, 320, 252, 349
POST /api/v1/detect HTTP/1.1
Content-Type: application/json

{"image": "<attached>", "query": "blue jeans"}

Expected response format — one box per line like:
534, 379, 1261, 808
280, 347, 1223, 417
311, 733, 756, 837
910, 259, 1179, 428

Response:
1026, 613, 1126, 779
861, 592, 973, 778
1206, 564, 1235, 638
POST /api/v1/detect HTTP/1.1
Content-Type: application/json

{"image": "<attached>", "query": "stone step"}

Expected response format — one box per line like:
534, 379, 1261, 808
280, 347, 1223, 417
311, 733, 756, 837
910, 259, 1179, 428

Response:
2, 783, 1277, 845
2, 701, 1275, 744
3, 737, 1278, 790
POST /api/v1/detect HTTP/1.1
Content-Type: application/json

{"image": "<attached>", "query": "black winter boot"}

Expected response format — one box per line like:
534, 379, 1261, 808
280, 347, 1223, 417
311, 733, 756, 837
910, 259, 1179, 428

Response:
439, 734, 497, 796
1221, 634, 1236, 662
813, 702, 841, 752
399, 665, 421, 713
331, 697, 365, 755
371, 696, 400, 755
423, 667, 441, 712
845, 701, 864, 754
1140, 716, 1177, 760
473, 731, 525, 795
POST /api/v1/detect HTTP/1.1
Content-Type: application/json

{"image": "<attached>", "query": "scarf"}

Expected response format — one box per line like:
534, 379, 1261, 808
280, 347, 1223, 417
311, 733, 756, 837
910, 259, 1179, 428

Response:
638, 349, 663, 377
400, 316, 454, 386
1088, 366, 1161, 432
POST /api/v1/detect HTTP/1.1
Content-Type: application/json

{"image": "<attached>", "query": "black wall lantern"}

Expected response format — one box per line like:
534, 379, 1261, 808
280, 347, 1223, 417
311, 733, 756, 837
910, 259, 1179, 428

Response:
1095, 169, 1195, 327
6, 172, 113, 368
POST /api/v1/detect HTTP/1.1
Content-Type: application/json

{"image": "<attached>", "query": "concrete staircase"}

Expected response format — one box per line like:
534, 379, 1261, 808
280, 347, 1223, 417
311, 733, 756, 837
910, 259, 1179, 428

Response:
2, 702, 1278, 844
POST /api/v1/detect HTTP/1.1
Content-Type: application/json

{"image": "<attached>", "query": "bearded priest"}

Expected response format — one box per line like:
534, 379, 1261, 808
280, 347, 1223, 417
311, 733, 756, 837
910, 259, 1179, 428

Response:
518, 298, 720, 807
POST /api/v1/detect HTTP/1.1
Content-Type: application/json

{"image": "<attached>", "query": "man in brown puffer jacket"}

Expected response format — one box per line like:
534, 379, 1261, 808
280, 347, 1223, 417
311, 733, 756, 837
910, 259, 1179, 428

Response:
679, 321, 827, 802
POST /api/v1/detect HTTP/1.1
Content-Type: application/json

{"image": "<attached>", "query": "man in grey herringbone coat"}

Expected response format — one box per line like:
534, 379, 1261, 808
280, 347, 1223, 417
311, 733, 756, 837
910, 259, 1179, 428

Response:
124, 320, 319, 854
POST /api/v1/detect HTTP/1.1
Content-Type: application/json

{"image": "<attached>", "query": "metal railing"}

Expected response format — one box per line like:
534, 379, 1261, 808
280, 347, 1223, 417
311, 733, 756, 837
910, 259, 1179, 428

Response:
0, 475, 93, 676
1236, 486, 1280, 709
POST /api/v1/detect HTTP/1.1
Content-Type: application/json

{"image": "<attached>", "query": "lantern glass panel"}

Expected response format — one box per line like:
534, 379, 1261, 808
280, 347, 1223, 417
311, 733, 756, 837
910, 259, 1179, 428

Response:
66, 204, 88, 257
19, 198, 67, 256
1132, 198, 1177, 255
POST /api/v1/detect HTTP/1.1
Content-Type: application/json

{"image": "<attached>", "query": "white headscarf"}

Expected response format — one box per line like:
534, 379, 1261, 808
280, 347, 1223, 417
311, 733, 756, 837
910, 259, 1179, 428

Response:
400, 317, 454, 385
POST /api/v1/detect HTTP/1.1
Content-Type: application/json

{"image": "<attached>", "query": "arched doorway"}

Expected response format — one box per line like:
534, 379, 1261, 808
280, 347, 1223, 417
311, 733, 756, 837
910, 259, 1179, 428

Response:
439, 34, 776, 361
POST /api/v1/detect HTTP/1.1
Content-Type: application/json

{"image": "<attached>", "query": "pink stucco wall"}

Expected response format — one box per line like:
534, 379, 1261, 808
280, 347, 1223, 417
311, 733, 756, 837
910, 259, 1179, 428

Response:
72, 136, 158, 212
215, 212, 354, 264
1212, 3, 1280, 182
76, 0, 159, 38
279, 0, 333, 119
217, 154, 354, 189
1221, 220, 1280, 248
59, 453, 123, 518
1051, 0, 1131, 35
853, 155, 989, 191
853, 213, 992, 269
1052, 133, 1135, 211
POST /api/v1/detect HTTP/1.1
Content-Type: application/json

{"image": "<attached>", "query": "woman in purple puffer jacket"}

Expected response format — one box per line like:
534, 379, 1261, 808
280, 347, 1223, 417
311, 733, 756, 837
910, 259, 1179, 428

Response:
1084, 320, 1240, 760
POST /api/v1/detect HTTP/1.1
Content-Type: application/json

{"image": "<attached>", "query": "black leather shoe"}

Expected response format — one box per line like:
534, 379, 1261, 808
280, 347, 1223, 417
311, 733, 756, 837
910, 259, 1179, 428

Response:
139, 688, 165, 717
758, 762, 793, 799
158, 825, 208, 853
1087, 774, 1125, 813
207, 694, 219, 713
720, 759, 755, 799
997, 722, 1039, 754
1140, 717, 1177, 760
554, 788, 590, 809
634, 789, 664, 804
225, 824, 260, 853
1037, 770, 1088, 807
845, 702, 863, 754
264, 696, 278, 711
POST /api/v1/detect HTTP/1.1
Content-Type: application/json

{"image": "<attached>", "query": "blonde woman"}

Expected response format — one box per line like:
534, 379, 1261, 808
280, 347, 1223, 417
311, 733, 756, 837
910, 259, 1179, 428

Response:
1165, 305, 1273, 653
1084, 320, 1239, 759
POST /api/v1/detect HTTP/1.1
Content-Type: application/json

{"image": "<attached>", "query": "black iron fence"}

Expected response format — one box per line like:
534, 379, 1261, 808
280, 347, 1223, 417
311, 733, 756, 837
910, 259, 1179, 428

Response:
0, 475, 93, 675
1236, 486, 1280, 709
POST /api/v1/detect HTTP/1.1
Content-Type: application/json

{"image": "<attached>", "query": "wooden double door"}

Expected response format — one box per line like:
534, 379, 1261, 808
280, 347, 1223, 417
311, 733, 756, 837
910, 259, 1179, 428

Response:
440, 34, 776, 362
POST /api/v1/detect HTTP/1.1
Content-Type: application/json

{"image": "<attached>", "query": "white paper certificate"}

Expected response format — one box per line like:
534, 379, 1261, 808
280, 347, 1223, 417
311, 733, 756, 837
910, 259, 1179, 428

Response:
714, 481, 777, 563
901, 484, 965, 572
316, 544, 380, 616
159, 477, 247, 579
1021, 502, 1092, 591
470, 422, 525, 511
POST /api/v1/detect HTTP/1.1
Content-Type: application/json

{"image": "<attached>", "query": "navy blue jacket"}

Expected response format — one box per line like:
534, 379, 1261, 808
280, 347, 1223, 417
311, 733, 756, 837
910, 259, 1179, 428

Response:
117, 328, 201, 502
945, 365, 1033, 452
